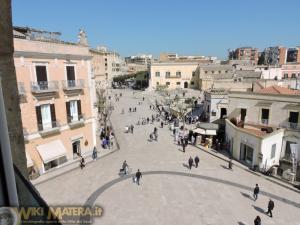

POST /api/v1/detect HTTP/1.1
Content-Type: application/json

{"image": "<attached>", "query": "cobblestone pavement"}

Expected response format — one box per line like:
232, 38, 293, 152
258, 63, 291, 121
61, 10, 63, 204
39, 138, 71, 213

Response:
36, 89, 300, 225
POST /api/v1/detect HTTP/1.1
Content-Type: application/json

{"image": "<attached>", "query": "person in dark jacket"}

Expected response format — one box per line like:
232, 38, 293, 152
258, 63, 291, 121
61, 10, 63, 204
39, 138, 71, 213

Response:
161, 121, 164, 128
253, 184, 260, 201
182, 142, 186, 152
188, 156, 193, 170
254, 216, 261, 225
266, 199, 274, 217
80, 156, 85, 170
194, 156, 200, 168
135, 169, 142, 185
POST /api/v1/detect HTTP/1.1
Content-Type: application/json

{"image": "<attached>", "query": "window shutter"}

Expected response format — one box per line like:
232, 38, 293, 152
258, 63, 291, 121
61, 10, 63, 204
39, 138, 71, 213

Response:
50, 104, 56, 127
66, 102, 71, 123
77, 100, 82, 116
35, 106, 42, 131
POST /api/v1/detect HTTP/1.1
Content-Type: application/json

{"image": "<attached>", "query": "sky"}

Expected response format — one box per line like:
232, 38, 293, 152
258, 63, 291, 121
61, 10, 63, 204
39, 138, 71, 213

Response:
12, 0, 300, 59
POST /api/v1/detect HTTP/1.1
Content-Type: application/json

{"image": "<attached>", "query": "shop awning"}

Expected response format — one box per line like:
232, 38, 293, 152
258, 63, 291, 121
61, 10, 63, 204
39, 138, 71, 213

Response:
37, 140, 67, 164
26, 152, 33, 168
193, 128, 217, 135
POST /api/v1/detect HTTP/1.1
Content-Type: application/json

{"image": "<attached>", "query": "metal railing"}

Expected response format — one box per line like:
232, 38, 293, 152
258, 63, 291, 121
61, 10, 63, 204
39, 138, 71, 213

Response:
67, 114, 84, 124
62, 79, 84, 90
279, 121, 300, 131
31, 81, 59, 93
261, 119, 269, 125
38, 121, 59, 132
17, 82, 26, 95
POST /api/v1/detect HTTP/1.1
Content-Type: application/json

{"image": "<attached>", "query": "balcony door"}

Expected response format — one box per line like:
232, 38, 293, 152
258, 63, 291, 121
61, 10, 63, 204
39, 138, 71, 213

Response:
41, 105, 52, 129
261, 108, 269, 125
66, 66, 75, 87
36, 65, 48, 90
288, 111, 299, 128
66, 100, 82, 122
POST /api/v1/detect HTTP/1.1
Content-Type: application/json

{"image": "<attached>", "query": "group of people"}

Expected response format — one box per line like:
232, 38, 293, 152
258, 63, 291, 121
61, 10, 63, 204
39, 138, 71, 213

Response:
100, 127, 115, 149
188, 156, 200, 169
120, 160, 143, 185
129, 107, 137, 112
126, 124, 134, 133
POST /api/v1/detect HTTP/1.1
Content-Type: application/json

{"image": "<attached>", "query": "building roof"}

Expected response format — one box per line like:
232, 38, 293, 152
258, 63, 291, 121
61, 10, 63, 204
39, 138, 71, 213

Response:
235, 70, 261, 78
256, 85, 300, 95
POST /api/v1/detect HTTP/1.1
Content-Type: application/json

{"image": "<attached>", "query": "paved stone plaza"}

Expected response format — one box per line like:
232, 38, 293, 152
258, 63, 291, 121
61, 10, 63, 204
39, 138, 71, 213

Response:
36, 89, 300, 225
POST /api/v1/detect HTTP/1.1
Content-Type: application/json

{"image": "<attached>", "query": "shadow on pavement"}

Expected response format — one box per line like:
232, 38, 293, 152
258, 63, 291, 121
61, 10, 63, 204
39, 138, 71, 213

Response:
182, 163, 189, 169
252, 205, 265, 214
220, 165, 232, 171
237, 222, 246, 225
240, 192, 253, 201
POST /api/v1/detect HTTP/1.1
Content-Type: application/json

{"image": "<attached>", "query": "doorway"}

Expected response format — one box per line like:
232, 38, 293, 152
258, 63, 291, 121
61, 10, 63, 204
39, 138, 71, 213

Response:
36, 65, 48, 90
184, 82, 188, 88
240, 108, 247, 122
240, 143, 254, 166
72, 140, 81, 158
220, 108, 227, 119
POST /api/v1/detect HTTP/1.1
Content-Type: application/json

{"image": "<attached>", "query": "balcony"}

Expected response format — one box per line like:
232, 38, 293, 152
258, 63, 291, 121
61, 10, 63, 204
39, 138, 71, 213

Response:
38, 121, 60, 136
62, 79, 84, 91
279, 121, 300, 131
67, 114, 85, 128
31, 81, 59, 95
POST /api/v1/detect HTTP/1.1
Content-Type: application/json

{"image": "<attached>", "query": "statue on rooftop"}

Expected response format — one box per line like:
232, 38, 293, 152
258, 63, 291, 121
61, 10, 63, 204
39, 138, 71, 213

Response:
78, 29, 88, 46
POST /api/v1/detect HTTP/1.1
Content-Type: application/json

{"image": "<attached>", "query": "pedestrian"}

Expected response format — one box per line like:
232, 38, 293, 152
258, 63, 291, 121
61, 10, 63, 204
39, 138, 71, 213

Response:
129, 107, 131, 112
92, 146, 97, 160
147, 117, 150, 124
135, 169, 142, 185
185, 137, 188, 146
194, 156, 199, 168
134, 107, 137, 112
150, 105, 152, 110
254, 216, 261, 225
80, 156, 85, 169
173, 128, 176, 136
266, 199, 274, 217
154, 127, 157, 134
161, 121, 164, 128
182, 142, 186, 152
188, 156, 193, 169
143, 97, 145, 101
228, 158, 232, 169
253, 184, 260, 201
122, 160, 128, 175
131, 124, 134, 133
191, 135, 195, 145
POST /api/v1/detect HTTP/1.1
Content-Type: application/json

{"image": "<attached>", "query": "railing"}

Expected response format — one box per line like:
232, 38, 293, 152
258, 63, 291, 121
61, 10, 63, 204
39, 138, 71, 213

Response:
261, 119, 269, 125
279, 121, 300, 131
166, 75, 181, 78
62, 79, 84, 90
31, 81, 59, 93
38, 121, 59, 132
17, 82, 26, 95
67, 114, 84, 124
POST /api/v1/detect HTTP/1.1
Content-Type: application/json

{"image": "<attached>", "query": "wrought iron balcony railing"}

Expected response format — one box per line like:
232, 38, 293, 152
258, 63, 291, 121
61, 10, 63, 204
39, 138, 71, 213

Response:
31, 81, 59, 93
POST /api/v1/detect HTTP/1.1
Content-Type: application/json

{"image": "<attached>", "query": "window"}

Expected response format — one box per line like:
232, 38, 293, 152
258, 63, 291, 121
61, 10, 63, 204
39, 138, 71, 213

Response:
66, 100, 82, 123
66, 66, 75, 87
176, 82, 180, 85
271, 144, 276, 159
261, 108, 269, 125
191, 81, 194, 85
192, 71, 196, 77
218, 71, 221, 74
176, 71, 181, 77
44, 156, 67, 171
283, 74, 288, 79
298, 73, 300, 77
156, 82, 159, 85
225, 70, 228, 73
211, 111, 216, 116
205, 71, 208, 74
166, 82, 170, 86
166, 72, 170, 78
155, 72, 160, 77
36, 65, 48, 89
211, 71, 215, 74
36, 104, 56, 131
291, 73, 296, 78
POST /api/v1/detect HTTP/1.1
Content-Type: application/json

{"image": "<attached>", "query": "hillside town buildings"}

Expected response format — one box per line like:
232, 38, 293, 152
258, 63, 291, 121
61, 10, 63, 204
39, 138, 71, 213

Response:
228, 47, 259, 65
13, 27, 96, 177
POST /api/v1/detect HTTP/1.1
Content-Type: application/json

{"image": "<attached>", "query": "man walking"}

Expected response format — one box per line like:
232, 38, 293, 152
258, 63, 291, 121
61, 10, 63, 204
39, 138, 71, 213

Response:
188, 156, 193, 170
194, 156, 200, 168
122, 160, 128, 175
135, 169, 142, 185
182, 142, 186, 152
254, 216, 261, 225
266, 199, 274, 217
92, 146, 97, 161
253, 184, 260, 201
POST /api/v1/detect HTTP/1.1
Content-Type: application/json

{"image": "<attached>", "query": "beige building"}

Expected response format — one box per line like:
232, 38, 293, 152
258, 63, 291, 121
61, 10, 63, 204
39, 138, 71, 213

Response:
150, 62, 199, 90
13, 27, 96, 177
159, 52, 216, 63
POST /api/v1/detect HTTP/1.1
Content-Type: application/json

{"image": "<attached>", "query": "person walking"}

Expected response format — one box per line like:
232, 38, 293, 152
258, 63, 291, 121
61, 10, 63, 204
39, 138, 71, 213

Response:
228, 158, 233, 169
92, 146, 98, 160
194, 156, 200, 168
135, 169, 142, 185
254, 216, 261, 225
129, 107, 131, 112
80, 156, 85, 170
266, 199, 274, 217
182, 142, 186, 152
161, 121, 164, 128
253, 184, 260, 201
122, 160, 128, 174
188, 156, 193, 170
130, 125, 134, 134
